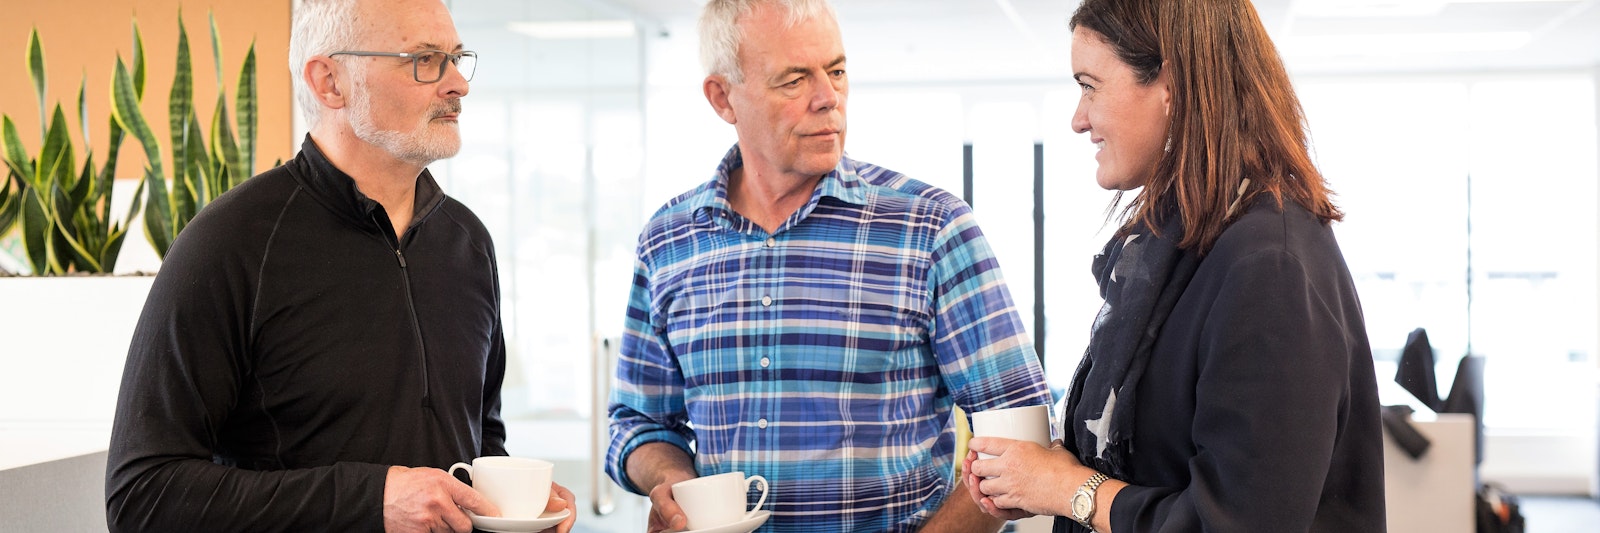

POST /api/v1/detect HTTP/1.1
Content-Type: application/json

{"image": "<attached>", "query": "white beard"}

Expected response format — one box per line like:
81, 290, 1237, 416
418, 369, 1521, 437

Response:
346, 67, 461, 167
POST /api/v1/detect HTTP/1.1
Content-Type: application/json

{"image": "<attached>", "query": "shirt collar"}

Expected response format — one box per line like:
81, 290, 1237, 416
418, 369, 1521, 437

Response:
695, 144, 869, 229
288, 134, 446, 230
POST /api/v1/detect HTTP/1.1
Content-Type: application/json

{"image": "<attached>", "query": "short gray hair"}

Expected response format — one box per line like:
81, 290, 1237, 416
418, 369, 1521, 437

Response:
698, 0, 837, 84
289, 0, 363, 125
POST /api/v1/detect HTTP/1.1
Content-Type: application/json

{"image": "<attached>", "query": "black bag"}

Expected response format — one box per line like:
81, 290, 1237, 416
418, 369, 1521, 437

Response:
1474, 483, 1525, 533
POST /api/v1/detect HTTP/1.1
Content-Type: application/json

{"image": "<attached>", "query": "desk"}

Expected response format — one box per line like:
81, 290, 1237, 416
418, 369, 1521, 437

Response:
1383, 411, 1475, 533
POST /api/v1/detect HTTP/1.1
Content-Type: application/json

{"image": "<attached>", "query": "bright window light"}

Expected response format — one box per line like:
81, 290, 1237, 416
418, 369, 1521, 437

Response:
508, 20, 637, 40
1292, 0, 1575, 18
1284, 31, 1533, 56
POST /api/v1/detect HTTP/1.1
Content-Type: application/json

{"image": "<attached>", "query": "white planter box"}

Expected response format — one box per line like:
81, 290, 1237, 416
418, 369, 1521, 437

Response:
0, 275, 154, 470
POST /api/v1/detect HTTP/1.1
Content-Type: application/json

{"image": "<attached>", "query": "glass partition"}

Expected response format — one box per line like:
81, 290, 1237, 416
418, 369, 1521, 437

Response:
437, 1, 651, 529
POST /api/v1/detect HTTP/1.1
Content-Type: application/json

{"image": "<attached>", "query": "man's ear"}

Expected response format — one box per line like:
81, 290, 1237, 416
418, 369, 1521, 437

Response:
304, 57, 348, 111
704, 75, 737, 125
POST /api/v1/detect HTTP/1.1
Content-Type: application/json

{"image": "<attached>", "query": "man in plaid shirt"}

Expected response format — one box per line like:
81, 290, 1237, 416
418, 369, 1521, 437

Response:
605, 1, 1049, 532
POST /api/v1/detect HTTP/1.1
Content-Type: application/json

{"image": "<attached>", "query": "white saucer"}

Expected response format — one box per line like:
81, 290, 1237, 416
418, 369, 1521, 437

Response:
681, 510, 772, 533
466, 508, 572, 533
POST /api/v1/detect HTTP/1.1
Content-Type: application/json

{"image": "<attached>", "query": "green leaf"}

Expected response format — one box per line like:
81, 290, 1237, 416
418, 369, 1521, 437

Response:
102, 225, 128, 272
97, 117, 125, 226
236, 41, 257, 179
0, 171, 13, 211
131, 19, 146, 99
40, 105, 72, 191
27, 28, 46, 142
1, 157, 30, 193
69, 154, 94, 211
21, 188, 50, 274
213, 164, 230, 204
209, 12, 224, 90
141, 166, 173, 259
51, 183, 99, 272
77, 76, 90, 148
169, 14, 193, 195
0, 171, 18, 231
121, 170, 146, 232
0, 175, 20, 237
182, 114, 206, 212
211, 94, 242, 198
111, 55, 163, 179
1, 117, 34, 182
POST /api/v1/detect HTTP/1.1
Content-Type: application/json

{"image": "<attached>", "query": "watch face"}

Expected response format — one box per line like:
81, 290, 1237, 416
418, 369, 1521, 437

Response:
1072, 492, 1093, 518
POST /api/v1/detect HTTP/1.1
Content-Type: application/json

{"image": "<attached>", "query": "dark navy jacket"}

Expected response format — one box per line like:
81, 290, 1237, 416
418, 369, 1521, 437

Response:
1063, 199, 1386, 532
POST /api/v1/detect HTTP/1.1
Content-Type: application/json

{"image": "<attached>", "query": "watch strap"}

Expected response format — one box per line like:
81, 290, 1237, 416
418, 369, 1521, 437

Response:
1073, 472, 1111, 528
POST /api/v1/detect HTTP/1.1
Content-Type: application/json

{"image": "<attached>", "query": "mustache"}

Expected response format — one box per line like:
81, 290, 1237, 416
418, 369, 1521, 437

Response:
431, 99, 463, 118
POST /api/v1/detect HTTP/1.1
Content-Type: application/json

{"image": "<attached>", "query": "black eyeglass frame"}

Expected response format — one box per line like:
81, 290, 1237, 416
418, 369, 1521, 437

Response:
328, 49, 478, 83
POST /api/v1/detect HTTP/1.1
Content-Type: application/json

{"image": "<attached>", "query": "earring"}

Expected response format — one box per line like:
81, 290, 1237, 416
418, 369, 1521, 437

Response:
1163, 136, 1172, 153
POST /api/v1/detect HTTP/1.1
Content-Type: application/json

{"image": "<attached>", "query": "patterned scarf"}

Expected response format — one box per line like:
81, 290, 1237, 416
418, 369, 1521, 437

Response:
1063, 213, 1202, 480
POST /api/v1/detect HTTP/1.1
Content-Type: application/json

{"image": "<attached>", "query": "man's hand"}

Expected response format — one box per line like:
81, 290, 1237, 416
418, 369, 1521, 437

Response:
383, 465, 500, 533
916, 474, 1007, 533
540, 482, 578, 533
625, 442, 699, 533
645, 471, 695, 533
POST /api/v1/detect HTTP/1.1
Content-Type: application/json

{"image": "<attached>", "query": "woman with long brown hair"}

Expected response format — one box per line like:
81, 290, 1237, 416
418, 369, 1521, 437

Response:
962, 0, 1386, 531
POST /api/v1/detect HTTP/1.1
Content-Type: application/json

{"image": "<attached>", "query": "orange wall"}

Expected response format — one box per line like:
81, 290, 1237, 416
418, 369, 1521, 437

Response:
1, 1, 292, 181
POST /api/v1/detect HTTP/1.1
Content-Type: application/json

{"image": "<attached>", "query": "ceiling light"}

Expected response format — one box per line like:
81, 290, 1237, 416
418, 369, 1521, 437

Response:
508, 20, 637, 40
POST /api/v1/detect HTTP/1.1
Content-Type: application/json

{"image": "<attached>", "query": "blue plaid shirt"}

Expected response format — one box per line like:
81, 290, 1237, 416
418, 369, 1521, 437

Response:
606, 145, 1050, 533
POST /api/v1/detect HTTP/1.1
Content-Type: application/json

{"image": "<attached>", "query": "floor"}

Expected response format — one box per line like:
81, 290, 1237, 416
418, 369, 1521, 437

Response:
1521, 496, 1600, 533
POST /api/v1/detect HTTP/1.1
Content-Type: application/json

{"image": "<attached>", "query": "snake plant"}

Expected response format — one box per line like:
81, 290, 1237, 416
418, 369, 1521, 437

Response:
0, 28, 143, 275
112, 10, 259, 260
0, 10, 259, 274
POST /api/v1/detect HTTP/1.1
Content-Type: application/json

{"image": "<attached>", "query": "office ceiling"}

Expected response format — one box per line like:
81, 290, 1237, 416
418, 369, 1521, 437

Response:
452, 0, 1600, 89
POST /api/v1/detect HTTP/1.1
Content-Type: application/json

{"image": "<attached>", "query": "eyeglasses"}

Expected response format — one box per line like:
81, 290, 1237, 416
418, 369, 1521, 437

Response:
328, 49, 478, 83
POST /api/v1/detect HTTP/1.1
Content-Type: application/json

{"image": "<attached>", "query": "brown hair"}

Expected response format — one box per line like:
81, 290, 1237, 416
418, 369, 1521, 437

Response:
1071, 0, 1342, 254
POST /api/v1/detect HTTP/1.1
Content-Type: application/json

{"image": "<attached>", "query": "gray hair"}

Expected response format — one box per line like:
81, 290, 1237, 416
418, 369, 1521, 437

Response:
698, 0, 837, 84
289, 0, 363, 125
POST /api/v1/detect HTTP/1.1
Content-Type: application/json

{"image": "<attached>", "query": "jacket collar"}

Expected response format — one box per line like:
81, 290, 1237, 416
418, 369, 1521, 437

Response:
286, 135, 445, 231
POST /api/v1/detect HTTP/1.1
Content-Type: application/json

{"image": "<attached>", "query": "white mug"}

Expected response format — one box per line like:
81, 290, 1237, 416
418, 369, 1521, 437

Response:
971, 404, 1052, 459
671, 471, 769, 530
448, 456, 554, 519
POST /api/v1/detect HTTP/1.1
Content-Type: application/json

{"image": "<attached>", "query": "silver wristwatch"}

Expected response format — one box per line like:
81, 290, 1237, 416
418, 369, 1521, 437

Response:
1070, 472, 1110, 530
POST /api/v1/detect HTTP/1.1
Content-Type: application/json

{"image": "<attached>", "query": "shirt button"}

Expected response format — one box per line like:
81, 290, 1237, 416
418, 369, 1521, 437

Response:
760, 357, 770, 368
760, 295, 773, 306
757, 418, 769, 429
764, 237, 776, 248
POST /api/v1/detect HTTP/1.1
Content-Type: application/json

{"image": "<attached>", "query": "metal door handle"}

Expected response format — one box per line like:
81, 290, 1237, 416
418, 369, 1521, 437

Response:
590, 335, 620, 516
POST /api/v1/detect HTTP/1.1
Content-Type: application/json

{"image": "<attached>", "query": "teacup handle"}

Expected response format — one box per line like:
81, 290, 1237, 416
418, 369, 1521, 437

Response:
448, 462, 473, 482
744, 475, 769, 518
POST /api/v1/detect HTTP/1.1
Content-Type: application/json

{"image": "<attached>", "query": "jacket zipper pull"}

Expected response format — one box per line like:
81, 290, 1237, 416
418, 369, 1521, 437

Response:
395, 249, 407, 268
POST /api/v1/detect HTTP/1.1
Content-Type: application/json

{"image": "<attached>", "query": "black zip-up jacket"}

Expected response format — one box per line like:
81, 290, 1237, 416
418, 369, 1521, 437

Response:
106, 137, 507, 532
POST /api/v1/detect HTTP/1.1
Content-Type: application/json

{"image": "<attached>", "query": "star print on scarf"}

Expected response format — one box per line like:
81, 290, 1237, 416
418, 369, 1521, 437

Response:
1063, 213, 1201, 479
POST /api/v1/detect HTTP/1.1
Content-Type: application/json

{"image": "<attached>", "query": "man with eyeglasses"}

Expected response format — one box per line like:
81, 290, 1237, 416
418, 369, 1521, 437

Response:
105, 1, 574, 532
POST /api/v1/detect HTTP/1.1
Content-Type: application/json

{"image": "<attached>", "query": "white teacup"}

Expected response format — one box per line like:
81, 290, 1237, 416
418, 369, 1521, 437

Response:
448, 456, 553, 519
971, 404, 1052, 459
671, 471, 769, 530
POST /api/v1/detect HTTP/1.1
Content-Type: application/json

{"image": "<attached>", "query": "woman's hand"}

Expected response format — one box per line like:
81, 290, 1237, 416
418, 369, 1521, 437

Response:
962, 448, 1035, 521
965, 437, 1082, 518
